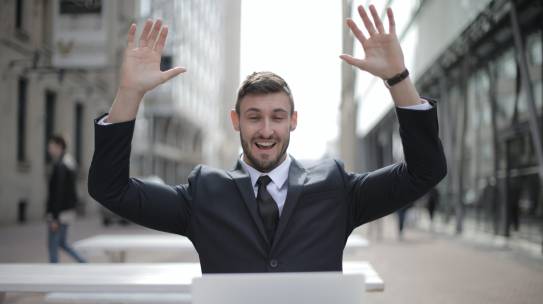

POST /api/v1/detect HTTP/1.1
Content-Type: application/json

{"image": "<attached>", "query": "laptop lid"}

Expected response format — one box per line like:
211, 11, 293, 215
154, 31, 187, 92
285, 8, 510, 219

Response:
191, 272, 365, 304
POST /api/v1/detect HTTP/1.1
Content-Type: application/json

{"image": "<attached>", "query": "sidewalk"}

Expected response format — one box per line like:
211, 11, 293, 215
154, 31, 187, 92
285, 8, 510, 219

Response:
0, 216, 196, 264
354, 215, 543, 304
1, 214, 543, 304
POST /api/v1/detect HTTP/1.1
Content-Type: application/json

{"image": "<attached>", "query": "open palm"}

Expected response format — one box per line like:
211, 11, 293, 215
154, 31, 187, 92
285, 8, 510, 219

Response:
341, 5, 405, 80
120, 19, 185, 95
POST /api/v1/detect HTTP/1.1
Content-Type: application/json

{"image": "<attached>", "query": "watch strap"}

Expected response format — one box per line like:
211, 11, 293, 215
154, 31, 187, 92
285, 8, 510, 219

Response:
384, 69, 409, 88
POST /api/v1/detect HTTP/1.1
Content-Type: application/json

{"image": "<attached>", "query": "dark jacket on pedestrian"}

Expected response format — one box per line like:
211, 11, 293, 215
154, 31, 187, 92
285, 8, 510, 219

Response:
46, 154, 78, 221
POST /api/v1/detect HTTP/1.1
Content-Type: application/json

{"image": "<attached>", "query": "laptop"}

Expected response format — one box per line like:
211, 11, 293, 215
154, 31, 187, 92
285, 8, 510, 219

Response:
191, 272, 365, 304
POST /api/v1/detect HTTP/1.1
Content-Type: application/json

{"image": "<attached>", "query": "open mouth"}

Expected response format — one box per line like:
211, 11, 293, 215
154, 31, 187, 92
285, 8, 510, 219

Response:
254, 141, 276, 150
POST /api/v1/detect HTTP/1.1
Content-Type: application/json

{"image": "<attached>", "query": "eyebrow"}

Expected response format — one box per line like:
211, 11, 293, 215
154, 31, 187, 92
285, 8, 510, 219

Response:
244, 108, 289, 114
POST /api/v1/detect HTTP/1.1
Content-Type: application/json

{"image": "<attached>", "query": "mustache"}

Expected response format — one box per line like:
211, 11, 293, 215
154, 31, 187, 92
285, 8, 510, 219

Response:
251, 135, 280, 141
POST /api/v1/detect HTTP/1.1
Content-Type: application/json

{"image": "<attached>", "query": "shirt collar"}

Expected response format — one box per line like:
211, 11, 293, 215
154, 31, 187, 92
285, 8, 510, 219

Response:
239, 154, 291, 189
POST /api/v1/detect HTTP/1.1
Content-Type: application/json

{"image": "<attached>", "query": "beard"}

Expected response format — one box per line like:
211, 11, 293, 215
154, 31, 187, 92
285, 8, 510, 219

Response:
240, 130, 290, 173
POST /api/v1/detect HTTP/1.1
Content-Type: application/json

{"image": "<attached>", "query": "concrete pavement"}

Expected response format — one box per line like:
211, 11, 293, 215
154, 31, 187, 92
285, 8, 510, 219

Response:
354, 215, 543, 304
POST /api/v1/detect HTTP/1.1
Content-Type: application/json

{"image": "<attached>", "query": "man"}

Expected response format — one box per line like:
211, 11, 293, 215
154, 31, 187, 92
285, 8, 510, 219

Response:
89, 5, 446, 273
46, 135, 86, 263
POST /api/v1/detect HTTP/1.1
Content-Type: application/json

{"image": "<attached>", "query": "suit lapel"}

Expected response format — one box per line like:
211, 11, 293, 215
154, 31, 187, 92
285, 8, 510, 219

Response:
272, 158, 307, 251
227, 161, 270, 245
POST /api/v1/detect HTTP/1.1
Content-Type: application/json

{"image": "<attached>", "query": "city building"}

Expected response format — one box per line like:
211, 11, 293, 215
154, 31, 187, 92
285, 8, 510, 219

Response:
0, 0, 241, 225
130, 0, 241, 185
341, 0, 542, 251
0, 0, 139, 224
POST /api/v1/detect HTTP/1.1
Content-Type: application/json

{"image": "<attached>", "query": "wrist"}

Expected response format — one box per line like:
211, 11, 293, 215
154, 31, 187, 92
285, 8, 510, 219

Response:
388, 76, 422, 107
382, 63, 406, 79
384, 68, 409, 88
108, 88, 144, 123
117, 87, 145, 101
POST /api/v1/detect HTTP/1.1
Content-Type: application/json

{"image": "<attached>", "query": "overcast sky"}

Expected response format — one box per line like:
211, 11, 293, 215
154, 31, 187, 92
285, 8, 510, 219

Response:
240, 0, 342, 160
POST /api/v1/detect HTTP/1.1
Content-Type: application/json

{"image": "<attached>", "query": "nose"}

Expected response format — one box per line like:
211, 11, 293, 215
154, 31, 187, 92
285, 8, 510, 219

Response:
259, 118, 274, 138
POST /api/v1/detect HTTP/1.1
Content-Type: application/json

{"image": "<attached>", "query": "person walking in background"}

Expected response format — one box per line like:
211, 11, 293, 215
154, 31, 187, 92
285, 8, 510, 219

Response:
46, 135, 86, 263
396, 203, 412, 241
426, 187, 439, 231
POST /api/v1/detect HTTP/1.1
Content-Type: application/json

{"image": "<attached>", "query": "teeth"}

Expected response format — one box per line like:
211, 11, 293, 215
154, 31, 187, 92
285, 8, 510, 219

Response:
257, 142, 274, 147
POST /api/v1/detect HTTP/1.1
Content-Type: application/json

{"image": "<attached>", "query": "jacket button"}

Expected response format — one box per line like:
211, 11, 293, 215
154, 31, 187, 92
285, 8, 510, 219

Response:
269, 259, 278, 268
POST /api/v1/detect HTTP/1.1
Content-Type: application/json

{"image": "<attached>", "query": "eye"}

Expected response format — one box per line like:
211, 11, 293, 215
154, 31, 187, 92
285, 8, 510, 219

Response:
273, 116, 286, 121
248, 116, 260, 121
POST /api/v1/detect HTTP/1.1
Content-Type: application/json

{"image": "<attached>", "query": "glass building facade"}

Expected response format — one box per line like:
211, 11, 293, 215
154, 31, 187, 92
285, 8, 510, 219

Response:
355, 0, 542, 250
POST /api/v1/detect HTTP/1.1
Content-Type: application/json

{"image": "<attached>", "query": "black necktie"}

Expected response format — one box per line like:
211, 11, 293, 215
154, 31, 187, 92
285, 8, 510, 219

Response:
256, 175, 279, 242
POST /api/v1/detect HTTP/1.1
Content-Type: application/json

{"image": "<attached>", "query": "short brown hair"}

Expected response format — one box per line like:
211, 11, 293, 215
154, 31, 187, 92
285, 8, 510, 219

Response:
49, 134, 66, 151
236, 71, 294, 114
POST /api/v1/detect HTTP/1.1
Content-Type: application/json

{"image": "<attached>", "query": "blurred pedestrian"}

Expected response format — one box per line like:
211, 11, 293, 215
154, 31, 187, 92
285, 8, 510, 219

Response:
426, 187, 439, 231
46, 135, 86, 263
396, 203, 412, 240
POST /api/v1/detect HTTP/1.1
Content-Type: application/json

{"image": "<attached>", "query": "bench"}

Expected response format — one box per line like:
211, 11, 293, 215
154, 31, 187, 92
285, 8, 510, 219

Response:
44, 292, 191, 304
73, 234, 196, 262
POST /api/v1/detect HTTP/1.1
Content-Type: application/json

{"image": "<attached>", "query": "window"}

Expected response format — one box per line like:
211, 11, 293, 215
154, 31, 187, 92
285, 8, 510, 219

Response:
527, 31, 542, 113
42, 0, 53, 46
74, 103, 84, 165
464, 70, 494, 204
160, 55, 173, 72
15, 0, 24, 30
494, 49, 517, 129
59, 0, 102, 14
44, 91, 56, 163
17, 77, 28, 163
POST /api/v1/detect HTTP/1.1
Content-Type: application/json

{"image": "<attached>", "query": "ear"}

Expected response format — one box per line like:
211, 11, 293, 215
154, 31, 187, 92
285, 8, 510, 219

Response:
230, 110, 240, 131
290, 111, 298, 131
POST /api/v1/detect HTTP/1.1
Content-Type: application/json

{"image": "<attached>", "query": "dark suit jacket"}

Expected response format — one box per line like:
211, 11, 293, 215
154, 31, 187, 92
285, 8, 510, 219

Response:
88, 105, 446, 273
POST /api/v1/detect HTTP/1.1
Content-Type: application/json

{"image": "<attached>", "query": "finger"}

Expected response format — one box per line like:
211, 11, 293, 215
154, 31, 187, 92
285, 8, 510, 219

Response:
139, 19, 153, 47
387, 7, 396, 34
127, 23, 136, 49
369, 5, 385, 34
346, 18, 367, 45
160, 67, 187, 83
358, 5, 376, 36
339, 54, 367, 70
147, 19, 162, 47
153, 25, 168, 53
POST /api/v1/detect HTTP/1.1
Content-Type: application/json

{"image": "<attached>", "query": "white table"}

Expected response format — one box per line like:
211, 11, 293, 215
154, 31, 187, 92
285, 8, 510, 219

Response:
346, 234, 370, 250
0, 261, 383, 303
73, 234, 196, 262
73, 234, 369, 262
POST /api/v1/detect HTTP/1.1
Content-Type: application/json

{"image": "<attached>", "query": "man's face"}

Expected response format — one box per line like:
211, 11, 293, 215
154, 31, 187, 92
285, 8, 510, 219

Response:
47, 142, 63, 160
231, 92, 297, 172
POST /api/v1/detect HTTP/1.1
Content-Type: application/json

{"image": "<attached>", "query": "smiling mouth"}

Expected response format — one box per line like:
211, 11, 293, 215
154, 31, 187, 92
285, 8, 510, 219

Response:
254, 141, 276, 150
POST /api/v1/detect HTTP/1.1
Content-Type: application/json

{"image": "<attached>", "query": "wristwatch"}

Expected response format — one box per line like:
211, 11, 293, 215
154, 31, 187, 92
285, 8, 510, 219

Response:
384, 69, 409, 88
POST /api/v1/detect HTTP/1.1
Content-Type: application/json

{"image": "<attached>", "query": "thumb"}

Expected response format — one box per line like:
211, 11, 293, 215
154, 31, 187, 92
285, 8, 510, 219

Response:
160, 67, 187, 83
339, 55, 367, 71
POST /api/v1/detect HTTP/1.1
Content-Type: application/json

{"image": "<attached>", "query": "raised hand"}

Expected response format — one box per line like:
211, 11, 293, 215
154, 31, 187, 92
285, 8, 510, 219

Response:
120, 19, 186, 95
340, 5, 405, 80
108, 20, 185, 123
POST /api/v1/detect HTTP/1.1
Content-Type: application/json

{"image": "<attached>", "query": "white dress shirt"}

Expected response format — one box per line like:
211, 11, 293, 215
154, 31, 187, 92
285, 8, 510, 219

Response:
239, 155, 291, 215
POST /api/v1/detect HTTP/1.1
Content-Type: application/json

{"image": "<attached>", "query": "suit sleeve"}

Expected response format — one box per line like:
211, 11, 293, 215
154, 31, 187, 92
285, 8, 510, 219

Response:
88, 114, 195, 236
342, 102, 447, 228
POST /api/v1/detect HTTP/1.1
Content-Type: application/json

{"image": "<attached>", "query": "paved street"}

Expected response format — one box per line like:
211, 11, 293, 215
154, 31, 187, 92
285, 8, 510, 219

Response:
1, 214, 542, 304
355, 217, 543, 304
